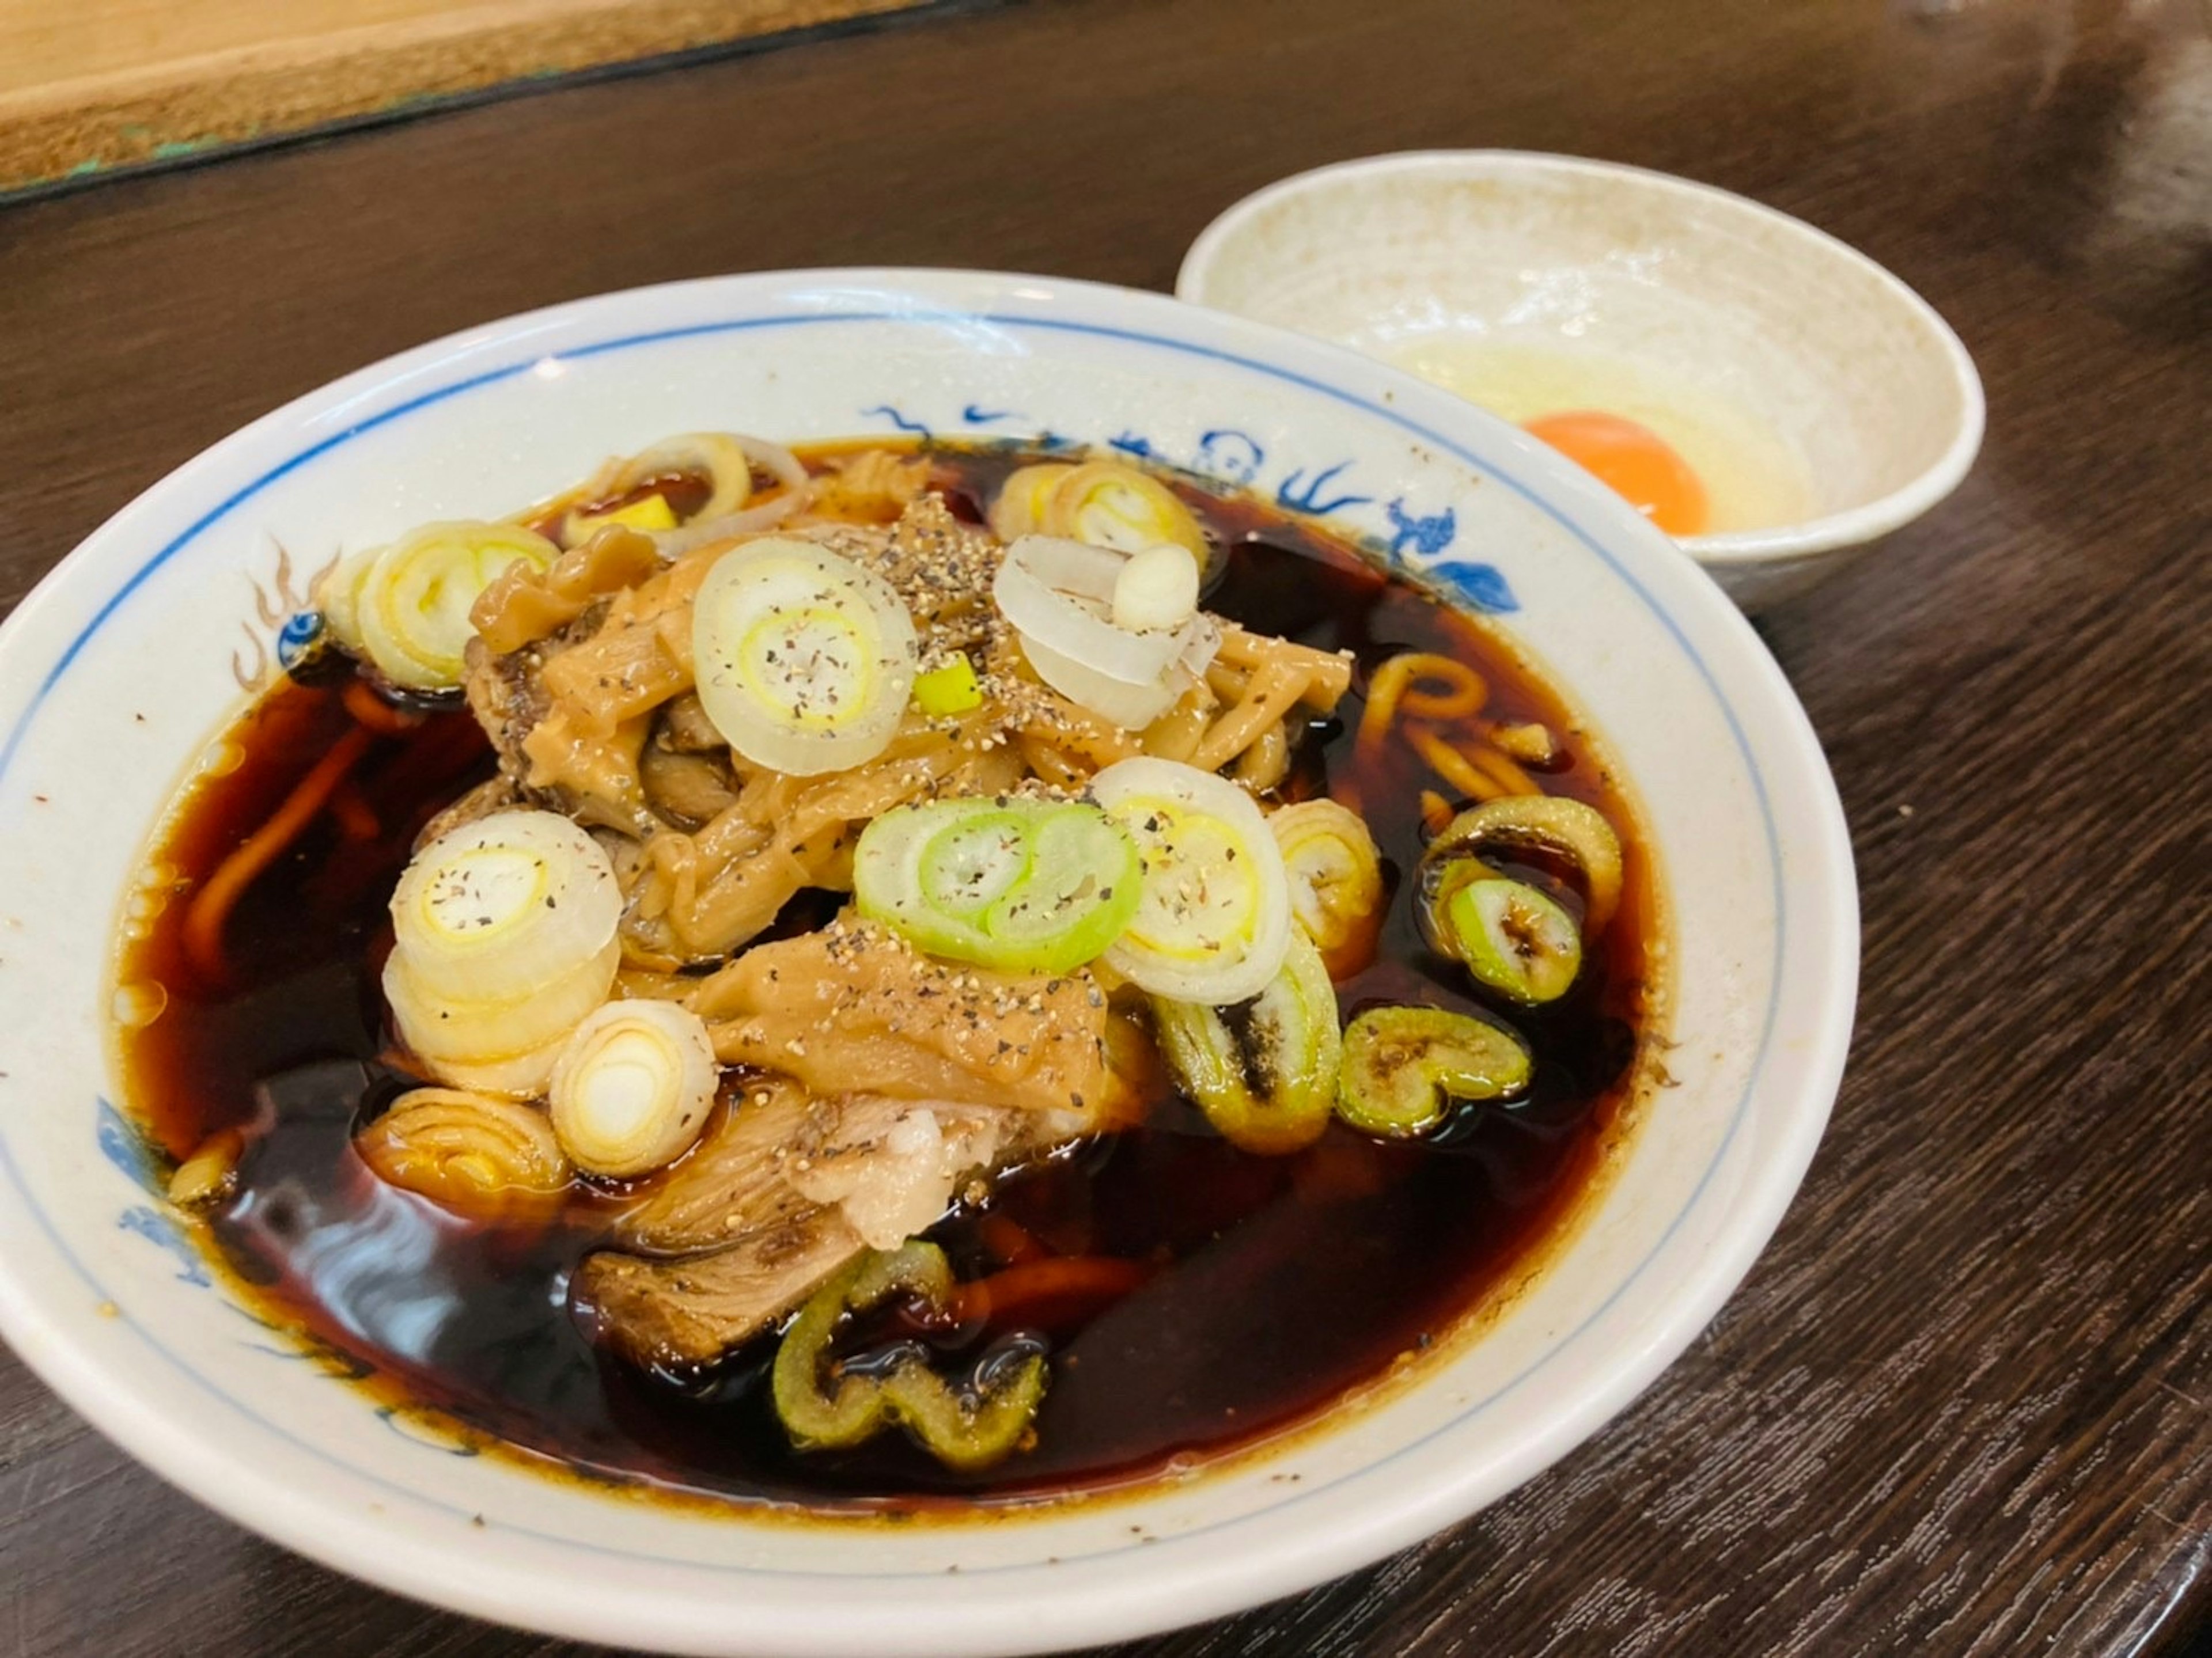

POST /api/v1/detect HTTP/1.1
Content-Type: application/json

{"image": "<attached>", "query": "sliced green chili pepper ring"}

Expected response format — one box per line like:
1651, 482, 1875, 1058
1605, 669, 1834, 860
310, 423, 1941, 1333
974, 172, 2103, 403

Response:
1443, 877, 1584, 1005
881, 1347, 1050, 1473
1153, 927, 1343, 1156
1335, 1006, 1534, 1139
771, 1243, 953, 1450
770, 1240, 1048, 1470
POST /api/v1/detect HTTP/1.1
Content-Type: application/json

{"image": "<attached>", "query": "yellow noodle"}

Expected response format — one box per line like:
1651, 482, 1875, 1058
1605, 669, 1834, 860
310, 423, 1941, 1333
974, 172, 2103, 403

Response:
1205, 660, 1250, 703
1232, 722, 1290, 791
1017, 735, 1087, 791
1488, 720, 1558, 767
1216, 624, 1353, 708
1006, 692, 1139, 772
1409, 726, 1508, 803
1141, 682, 1217, 764
1190, 660, 1310, 774
1358, 652, 1488, 754
1398, 654, 1486, 719
1468, 744, 1542, 798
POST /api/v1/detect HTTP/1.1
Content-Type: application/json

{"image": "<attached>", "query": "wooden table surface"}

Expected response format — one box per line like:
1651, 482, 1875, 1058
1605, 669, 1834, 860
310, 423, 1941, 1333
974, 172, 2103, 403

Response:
3, 0, 2207, 1653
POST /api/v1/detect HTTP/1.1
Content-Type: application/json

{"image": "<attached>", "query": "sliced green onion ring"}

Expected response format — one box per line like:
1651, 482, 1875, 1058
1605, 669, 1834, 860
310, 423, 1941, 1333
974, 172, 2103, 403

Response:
1270, 798, 1385, 976
912, 655, 983, 716
547, 999, 718, 1177
1039, 461, 1210, 561
1421, 795, 1624, 936
355, 520, 559, 690
611, 432, 755, 522
389, 809, 623, 1003
315, 544, 381, 655
854, 795, 1141, 974
691, 537, 918, 777
1089, 757, 1291, 1003
986, 463, 1075, 542
384, 935, 620, 1066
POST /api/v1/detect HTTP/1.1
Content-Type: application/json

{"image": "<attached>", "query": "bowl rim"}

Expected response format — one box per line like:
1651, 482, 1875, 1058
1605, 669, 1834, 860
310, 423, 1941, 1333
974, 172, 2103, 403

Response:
0, 267, 1858, 1655
1174, 147, 1987, 568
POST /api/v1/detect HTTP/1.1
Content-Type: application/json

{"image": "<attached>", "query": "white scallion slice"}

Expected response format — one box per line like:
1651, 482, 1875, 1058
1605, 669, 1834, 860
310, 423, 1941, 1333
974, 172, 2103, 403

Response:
1088, 756, 1291, 1003
1039, 461, 1210, 560
355, 520, 559, 690
315, 545, 381, 655
1270, 798, 1385, 973
390, 810, 622, 1003
996, 537, 1187, 681
548, 999, 719, 1177
691, 537, 918, 777
1111, 543, 1200, 633
987, 463, 1075, 542
384, 936, 620, 1066
612, 432, 756, 521
647, 436, 810, 556
421, 1034, 571, 1103
1018, 636, 1190, 730
994, 535, 1220, 730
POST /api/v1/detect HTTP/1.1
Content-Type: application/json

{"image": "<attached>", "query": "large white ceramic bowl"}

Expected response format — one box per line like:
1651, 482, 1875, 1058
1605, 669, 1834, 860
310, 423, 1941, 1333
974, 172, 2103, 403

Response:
0, 270, 1854, 1656
1177, 151, 1985, 608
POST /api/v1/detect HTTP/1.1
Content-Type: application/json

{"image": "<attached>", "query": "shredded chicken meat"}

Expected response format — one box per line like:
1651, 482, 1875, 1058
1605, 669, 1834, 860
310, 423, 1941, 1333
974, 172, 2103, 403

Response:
577, 1076, 1079, 1369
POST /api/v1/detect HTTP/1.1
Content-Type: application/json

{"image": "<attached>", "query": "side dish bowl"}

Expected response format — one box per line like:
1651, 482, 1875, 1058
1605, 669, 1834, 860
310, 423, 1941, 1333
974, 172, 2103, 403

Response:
0, 270, 1854, 1656
1176, 150, 1985, 608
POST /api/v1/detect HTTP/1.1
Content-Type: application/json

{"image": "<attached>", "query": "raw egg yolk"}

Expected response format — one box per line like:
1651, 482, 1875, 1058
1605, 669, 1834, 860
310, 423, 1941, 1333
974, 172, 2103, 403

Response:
1522, 411, 1710, 536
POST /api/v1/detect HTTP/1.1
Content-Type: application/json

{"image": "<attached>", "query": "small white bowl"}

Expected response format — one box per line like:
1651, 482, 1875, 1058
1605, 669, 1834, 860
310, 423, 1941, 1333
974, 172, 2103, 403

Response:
1177, 151, 1985, 608
0, 269, 1855, 1655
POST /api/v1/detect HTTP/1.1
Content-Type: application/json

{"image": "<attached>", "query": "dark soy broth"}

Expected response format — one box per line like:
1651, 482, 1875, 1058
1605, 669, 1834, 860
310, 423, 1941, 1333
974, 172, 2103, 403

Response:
118, 444, 1661, 1512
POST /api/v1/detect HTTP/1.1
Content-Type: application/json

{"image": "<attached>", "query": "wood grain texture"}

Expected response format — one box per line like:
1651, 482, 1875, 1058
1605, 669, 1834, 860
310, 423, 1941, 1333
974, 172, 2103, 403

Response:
1, 0, 2208, 1653
0, 0, 937, 193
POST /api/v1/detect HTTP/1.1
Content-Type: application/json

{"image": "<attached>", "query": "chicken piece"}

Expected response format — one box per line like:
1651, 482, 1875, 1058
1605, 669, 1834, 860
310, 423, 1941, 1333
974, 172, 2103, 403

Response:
614, 1080, 1052, 1258
578, 1076, 1077, 1369
656, 692, 725, 754
579, 1208, 864, 1371
639, 742, 739, 831
460, 535, 720, 835
471, 526, 662, 657
612, 1078, 834, 1257
685, 923, 1128, 1128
